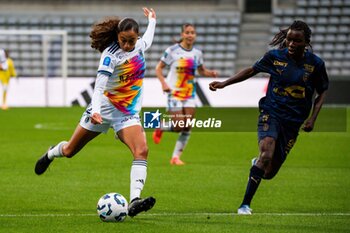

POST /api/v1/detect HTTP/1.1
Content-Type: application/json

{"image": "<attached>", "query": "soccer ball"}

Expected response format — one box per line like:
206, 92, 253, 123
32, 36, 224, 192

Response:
97, 193, 128, 222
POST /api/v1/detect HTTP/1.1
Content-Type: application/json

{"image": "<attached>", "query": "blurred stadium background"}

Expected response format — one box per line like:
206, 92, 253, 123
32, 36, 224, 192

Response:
0, 0, 349, 107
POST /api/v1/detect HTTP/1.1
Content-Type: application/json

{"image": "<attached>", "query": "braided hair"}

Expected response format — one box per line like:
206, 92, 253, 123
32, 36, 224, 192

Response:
269, 20, 312, 51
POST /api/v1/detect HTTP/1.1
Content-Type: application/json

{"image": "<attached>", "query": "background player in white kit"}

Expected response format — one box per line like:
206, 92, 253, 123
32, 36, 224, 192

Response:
35, 7, 156, 217
153, 23, 218, 165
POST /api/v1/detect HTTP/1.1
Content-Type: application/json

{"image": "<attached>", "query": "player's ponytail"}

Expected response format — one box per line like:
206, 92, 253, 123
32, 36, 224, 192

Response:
90, 16, 121, 53
90, 17, 140, 53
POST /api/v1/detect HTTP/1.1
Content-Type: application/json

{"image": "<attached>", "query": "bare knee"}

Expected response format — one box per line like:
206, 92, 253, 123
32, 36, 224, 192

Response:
258, 137, 275, 168
172, 126, 183, 132
133, 145, 149, 160
257, 150, 274, 169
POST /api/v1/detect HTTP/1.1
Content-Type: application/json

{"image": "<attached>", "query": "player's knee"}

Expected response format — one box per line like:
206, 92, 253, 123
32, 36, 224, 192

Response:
133, 145, 149, 160
172, 126, 183, 132
259, 137, 275, 153
171, 117, 185, 132
173, 125, 186, 132
259, 152, 273, 167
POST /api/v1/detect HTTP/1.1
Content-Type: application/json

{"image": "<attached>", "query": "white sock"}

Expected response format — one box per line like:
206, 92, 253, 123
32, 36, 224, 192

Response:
172, 131, 191, 158
130, 160, 147, 202
47, 141, 67, 160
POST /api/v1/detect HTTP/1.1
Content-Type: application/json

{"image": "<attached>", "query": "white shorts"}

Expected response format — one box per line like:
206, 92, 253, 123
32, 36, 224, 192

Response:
79, 96, 141, 134
167, 95, 196, 112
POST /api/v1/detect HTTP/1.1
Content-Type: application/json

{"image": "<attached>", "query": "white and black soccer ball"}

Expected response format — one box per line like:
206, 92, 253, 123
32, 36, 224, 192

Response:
97, 193, 128, 222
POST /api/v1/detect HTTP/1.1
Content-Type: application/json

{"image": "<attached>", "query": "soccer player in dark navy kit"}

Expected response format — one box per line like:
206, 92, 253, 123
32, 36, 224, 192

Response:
209, 20, 329, 214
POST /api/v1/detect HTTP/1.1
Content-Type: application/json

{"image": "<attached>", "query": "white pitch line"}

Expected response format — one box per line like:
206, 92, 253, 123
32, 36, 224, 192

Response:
34, 123, 70, 131
1, 212, 350, 218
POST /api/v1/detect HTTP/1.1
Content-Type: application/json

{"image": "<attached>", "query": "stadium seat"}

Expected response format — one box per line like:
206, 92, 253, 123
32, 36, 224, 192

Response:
271, 0, 350, 77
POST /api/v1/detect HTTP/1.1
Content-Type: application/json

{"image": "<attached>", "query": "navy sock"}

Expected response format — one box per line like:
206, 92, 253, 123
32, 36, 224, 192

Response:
241, 165, 264, 206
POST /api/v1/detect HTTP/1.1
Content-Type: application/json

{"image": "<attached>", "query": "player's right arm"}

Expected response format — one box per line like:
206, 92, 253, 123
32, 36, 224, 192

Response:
90, 72, 108, 124
155, 61, 171, 92
209, 67, 257, 91
91, 50, 115, 124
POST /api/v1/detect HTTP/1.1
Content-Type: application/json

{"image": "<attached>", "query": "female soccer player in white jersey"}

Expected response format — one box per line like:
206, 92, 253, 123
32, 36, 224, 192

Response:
153, 23, 218, 165
35, 7, 156, 217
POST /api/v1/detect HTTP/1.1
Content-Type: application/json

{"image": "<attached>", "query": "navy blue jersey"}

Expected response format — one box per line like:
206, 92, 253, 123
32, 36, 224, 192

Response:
253, 48, 329, 123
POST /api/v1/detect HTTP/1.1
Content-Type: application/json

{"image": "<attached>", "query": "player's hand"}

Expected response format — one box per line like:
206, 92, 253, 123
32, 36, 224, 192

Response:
143, 7, 156, 20
302, 119, 314, 132
161, 82, 171, 93
209, 81, 225, 91
91, 113, 103, 125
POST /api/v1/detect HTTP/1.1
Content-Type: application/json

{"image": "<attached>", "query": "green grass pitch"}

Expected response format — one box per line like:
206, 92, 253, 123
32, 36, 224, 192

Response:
0, 107, 349, 233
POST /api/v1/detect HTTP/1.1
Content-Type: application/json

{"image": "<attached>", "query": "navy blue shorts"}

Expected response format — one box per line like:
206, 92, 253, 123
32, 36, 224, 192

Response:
257, 111, 302, 162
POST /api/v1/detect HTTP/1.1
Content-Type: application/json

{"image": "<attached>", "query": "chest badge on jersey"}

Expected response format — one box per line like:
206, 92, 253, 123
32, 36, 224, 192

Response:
276, 69, 284, 75
303, 72, 310, 82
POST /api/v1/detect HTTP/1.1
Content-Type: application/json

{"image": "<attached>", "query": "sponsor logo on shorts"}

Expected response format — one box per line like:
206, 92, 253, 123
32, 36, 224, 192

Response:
121, 115, 140, 124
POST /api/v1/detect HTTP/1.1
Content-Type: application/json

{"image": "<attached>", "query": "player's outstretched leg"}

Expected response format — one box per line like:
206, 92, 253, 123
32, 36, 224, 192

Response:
35, 146, 54, 175
128, 197, 156, 217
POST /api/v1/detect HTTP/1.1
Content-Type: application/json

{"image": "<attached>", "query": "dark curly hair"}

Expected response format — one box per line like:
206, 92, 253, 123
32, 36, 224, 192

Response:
90, 17, 139, 53
269, 20, 312, 51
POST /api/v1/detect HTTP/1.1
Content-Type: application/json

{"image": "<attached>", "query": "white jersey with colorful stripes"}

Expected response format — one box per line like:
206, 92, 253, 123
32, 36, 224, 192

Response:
161, 44, 203, 100
96, 19, 155, 115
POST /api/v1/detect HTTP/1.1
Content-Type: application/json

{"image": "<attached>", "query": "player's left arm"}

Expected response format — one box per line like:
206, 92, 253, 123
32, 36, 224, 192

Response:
141, 7, 156, 51
303, 61, 329, 132
197, 65, 218, 78
302, 90, 327, 132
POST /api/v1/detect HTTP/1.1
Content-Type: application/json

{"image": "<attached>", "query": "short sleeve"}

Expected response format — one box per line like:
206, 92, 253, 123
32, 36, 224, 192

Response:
313, 61, 329, 94
253, 51, 273, 74
197, 50, 204, 67
160, 47, 174, 65
97, 51, 115, 76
